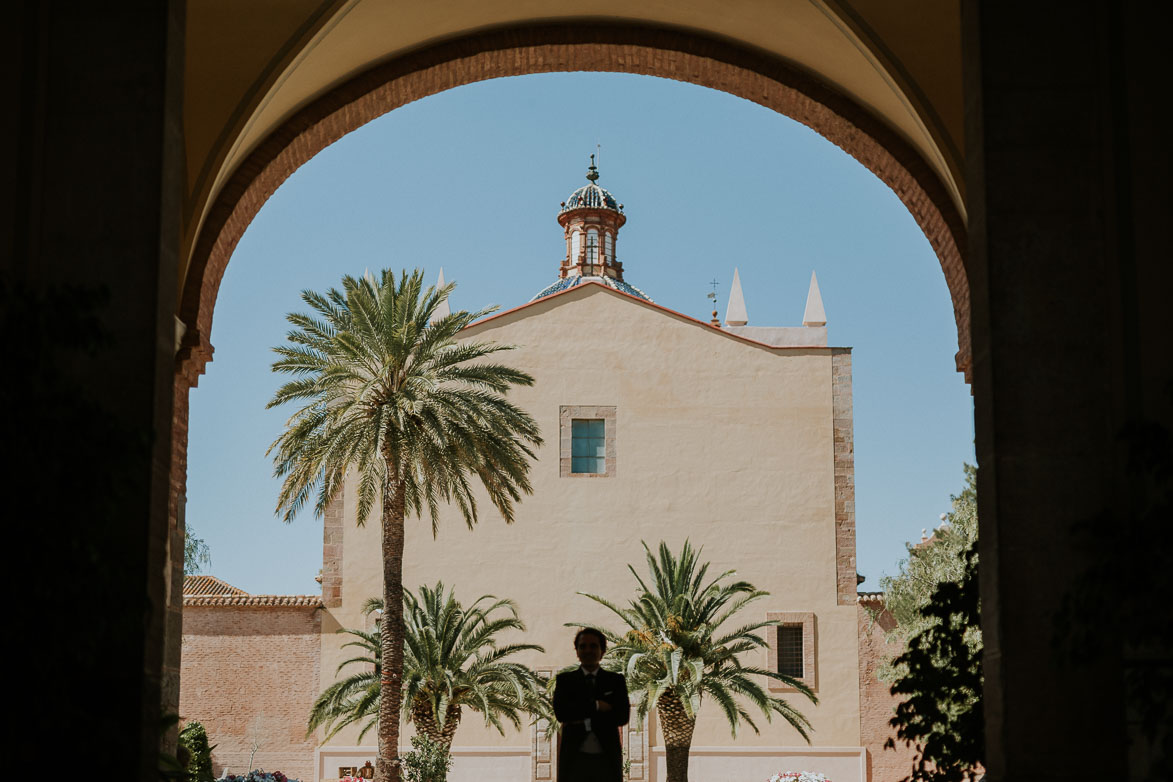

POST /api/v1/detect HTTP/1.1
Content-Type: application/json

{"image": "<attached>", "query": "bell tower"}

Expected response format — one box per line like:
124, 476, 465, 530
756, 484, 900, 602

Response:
557, 155, 627, 281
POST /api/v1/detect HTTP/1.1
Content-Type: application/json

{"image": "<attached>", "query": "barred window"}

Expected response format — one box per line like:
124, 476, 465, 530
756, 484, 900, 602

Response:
777, 625, 804, 678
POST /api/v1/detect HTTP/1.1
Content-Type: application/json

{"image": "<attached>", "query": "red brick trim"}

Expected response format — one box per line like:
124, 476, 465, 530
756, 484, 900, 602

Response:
321, 493, 344, 607
832, 349, 857, 606
181, 21, 970, 384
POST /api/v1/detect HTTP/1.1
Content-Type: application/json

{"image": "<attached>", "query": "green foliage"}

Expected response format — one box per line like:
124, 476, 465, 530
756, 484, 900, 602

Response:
886, 541, 983, 782
307, 583, 548, 743
877, 464, 979, 685
880, 464, 983, 781
401, 734, 453, 782
266, 268, 542, 532
270, 269, 542, 775
574, 540, 816, 740
178, 720, 216, 782
184, 526, 212, 575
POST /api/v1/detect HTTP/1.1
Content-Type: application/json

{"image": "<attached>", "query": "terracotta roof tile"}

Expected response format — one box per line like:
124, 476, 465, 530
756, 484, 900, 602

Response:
183, 575, 248, 597
183, 594, 323, 607
183, 575, 322, 607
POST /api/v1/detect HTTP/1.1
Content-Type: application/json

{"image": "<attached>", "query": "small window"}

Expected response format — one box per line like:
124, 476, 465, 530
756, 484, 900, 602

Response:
766, 611, 816, 692
571, 230, 581, 262
777, 625, 804, 678
560, 406, 616, 478
586, 229, 599, 264
571, 419, 606, 474
604, 232, 614, 263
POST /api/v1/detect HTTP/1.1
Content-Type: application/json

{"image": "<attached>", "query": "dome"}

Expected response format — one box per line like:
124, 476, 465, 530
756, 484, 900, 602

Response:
531, 275, 651, 302
561, 182, 622, 213
560, 158, 623, 213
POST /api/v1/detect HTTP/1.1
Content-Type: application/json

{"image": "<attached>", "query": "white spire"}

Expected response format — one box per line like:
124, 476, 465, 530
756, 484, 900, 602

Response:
802, 270, 826, 327
725, 268, 748, 326
431, 267, 450, 323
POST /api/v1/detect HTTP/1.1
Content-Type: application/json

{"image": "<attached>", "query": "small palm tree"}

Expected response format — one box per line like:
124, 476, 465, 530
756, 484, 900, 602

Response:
269, 269, 542, 782
574, 540, 817, 782
308, 583, 549, 749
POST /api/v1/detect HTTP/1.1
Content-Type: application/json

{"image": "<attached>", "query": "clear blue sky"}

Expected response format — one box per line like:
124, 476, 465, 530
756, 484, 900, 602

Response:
186, 72, 975, 596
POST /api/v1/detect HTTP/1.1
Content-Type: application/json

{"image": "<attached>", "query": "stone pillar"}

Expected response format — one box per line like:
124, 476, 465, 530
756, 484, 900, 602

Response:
964, 1, 1170, 778
3, 1, 185, 777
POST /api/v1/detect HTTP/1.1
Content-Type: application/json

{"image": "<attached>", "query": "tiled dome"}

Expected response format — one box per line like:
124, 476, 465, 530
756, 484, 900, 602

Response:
561, 182, 622, 213
531, 275, 651, 302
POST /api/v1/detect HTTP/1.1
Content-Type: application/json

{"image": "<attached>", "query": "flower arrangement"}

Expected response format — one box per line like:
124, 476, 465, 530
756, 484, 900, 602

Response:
222, 772, 300, 782
767, 773, 831, 782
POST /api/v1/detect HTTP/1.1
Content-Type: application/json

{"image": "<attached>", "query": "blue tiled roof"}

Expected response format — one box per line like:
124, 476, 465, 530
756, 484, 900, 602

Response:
561, 183, 621, 213
531, 275, 652, 302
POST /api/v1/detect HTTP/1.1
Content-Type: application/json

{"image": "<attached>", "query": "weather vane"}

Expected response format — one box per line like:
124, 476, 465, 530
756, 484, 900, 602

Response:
707, 278, 720, 324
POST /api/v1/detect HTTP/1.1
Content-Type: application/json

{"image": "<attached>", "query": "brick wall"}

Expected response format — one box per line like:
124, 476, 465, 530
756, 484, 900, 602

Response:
857, 603, 918, 782
180, 605, 322, 780
832, 349, 858, 605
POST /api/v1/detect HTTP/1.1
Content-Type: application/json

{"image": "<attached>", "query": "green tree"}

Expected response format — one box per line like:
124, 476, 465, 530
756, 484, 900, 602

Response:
178, 720, 216, 782
877, 464, 978, 684
575, 540, 817, 782
184, 526, 211, 575
307, 583, 548, 749
877, 464, 983, 781
886, 541, 983, 782
269, 269, 542, 782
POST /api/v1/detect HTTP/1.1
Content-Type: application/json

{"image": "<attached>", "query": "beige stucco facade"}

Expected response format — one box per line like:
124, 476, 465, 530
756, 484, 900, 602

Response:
316, 281, 863, 780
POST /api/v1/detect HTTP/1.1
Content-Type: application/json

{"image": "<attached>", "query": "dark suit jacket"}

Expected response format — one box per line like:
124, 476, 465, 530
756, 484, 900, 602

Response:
553, 667, 630, 782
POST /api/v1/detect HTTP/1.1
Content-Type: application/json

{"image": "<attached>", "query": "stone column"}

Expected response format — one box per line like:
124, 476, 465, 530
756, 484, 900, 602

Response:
964, 1, 1170, 778
4, 2, 185, 777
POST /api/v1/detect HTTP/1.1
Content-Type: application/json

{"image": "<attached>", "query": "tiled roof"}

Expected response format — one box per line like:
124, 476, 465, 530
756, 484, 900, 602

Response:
532, 275, 651, 302
561, 183, 621, 213
184, 594, 323, 607
184, 575, 248, 596
857, 591, 886, 604
182, 575, 322, 608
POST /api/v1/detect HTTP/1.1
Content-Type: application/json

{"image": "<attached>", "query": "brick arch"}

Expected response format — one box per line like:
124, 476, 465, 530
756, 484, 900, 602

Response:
178, 23, 969, 386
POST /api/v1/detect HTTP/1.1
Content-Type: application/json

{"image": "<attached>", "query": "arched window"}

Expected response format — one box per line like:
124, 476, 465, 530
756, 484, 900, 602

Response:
586, 229, 599, 264
604, 232, 613, 263
570, 230, 581, 263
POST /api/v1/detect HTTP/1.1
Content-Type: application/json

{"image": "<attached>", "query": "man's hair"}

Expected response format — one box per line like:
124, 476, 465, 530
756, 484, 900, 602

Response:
574, 627, 607, 653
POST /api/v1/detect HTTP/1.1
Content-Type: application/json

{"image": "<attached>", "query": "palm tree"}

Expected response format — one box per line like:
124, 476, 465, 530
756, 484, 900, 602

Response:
269, 269, 542, 781
307, 583, 549, 749
574, 540, 817, 782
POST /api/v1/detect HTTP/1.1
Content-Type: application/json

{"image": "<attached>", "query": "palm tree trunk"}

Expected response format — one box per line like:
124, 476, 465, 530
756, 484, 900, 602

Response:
657, 690, 696, 782
376, 470, 407, 782
411, 700, 462, 748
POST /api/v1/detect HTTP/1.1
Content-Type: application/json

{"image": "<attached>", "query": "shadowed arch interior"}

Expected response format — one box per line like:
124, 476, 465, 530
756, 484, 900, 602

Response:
177, 23, 970, 391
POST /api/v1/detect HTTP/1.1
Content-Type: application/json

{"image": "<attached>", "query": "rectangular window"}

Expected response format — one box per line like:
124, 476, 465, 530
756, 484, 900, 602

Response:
571, 419, 606, 474
777, 625, 804, 678
766, 611, 816, 692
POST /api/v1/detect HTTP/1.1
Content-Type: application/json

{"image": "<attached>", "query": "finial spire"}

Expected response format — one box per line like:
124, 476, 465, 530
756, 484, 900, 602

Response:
725, 268, 748, 326
586, 153, 599, 182
430, 267, 450, 323
803, 270, 826, 327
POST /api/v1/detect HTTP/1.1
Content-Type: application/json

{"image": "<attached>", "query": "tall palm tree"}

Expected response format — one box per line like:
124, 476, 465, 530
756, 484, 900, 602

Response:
574, 540, 817, 782
307, 583, 549, 749
269, 269, 542, 781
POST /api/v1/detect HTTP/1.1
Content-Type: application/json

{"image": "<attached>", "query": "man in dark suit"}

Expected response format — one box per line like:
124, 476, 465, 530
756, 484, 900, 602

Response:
554, 627, 630, 782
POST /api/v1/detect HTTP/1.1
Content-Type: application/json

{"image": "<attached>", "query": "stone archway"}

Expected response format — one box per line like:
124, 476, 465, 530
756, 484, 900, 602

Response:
176, 23, 969, 386
168, 20, 973, 750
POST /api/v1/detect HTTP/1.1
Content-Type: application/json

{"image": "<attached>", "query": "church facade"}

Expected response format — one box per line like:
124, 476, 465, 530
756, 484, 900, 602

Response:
181, 164, 911, 782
